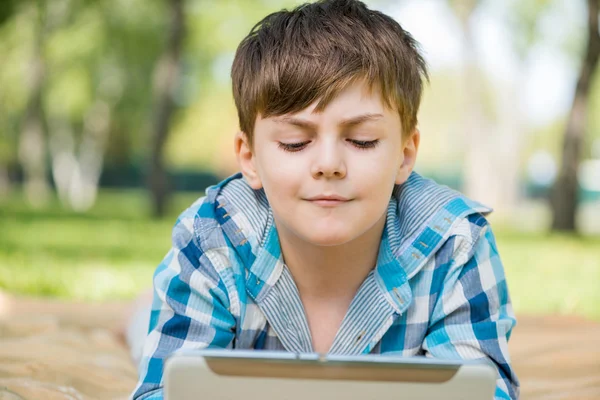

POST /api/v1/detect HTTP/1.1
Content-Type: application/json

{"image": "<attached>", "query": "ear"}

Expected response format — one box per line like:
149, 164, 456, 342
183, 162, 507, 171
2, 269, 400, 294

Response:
234, 131, 263, 190
395, 128, 420, 185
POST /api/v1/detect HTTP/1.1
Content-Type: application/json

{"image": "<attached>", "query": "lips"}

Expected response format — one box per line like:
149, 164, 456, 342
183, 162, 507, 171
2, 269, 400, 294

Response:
305, 195, 352, 207
305, 195, 350, 201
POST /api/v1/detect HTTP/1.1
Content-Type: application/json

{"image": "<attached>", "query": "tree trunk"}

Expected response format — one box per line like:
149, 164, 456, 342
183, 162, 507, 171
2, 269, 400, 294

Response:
550, 0, 600, 232
456, 1, 501, 209
18, 1, 49, 207
49, 100, 112, 212
452, 0, 524, 215
148, 0, 185, 218
461, 36, 497, 207
0, 164, 10, 198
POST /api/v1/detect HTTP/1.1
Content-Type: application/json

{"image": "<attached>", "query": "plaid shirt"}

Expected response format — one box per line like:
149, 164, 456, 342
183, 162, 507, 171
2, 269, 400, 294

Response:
131, 172, 519, 400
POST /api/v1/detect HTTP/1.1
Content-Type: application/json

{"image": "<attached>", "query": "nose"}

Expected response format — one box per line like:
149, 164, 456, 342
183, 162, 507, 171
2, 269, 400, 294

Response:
310, 138, 347, 179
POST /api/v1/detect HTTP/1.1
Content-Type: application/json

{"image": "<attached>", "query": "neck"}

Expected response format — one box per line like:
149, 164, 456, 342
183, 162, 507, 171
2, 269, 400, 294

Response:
276, 211, 387, 301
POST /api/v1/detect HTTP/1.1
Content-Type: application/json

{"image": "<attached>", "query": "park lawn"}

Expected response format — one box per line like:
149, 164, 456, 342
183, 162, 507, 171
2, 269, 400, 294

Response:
0, 189, 599, 320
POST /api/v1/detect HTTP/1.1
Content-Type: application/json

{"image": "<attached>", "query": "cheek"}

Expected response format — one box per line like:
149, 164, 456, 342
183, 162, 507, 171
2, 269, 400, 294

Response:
256, 153, 302, 200
267, 145, 308, 174
261, 158, 301, 186
356, 152, 399, 182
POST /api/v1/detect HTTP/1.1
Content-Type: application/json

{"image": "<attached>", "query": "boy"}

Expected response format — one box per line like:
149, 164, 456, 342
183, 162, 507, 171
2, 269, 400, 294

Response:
131, 0, 519, 399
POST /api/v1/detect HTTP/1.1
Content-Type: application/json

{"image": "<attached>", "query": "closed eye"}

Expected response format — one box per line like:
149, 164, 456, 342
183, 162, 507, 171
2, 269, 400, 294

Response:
277, 141, 310, 152
349, 139, 379, 150
277, 139, 380, 153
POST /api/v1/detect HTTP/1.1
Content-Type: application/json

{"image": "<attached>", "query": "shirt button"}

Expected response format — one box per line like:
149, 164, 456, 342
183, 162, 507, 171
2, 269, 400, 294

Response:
356, 330, 366, 342
393, 287, 404, 304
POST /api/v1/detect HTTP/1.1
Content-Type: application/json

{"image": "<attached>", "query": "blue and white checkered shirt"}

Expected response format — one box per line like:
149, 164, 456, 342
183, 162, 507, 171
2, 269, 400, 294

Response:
131, 172, 519, 399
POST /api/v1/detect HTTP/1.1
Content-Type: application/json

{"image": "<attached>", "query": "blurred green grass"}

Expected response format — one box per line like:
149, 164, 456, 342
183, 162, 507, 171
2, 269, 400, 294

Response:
1, 189, 599, 320
0, 189, 201, 300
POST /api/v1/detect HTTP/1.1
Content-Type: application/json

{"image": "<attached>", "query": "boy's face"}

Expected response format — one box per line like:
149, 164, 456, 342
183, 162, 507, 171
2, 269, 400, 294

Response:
235, 80, 419, 247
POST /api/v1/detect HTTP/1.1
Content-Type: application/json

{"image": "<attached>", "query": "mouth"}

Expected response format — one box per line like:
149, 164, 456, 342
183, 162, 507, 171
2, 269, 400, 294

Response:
308, 199, 351, 207
304, 195, 352, 207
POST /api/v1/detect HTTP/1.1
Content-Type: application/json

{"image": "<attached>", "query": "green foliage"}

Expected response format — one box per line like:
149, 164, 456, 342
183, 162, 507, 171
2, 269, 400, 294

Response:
0, 2, 36, 164
1, 0, 598, 177
165, 0, 304, 171
0, 0, 168, 166
506, 0, 554, 59
0, 189, 599, 321
506, 0, 588, 62
0, 0, 17, 27
0, 0, 306, 172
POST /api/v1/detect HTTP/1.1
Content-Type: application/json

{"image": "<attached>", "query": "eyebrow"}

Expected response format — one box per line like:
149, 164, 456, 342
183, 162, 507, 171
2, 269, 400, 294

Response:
273, 113, 384, 130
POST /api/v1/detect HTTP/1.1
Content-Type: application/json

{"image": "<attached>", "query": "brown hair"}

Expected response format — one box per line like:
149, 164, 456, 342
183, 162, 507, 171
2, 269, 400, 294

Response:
231, 0, 428, 146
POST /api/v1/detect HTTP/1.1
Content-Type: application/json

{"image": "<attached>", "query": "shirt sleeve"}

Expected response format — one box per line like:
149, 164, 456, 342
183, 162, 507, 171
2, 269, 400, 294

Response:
423, 214, 520, 400
130, 207, 236, 400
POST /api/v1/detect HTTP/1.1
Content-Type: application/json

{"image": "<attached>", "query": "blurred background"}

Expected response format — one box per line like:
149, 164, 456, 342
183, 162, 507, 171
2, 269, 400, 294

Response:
0, 0, 598, 321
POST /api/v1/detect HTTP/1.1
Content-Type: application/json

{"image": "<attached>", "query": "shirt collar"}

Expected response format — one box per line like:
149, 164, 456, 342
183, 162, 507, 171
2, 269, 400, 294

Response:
208, 172, 492, 308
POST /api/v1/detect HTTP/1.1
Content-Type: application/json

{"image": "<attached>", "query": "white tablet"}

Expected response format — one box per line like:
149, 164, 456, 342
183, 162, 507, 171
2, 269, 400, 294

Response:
164, 349, 496, 400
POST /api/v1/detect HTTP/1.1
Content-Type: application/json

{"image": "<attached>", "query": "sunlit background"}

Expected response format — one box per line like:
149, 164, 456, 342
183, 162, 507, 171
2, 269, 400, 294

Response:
0, 0, 599, 322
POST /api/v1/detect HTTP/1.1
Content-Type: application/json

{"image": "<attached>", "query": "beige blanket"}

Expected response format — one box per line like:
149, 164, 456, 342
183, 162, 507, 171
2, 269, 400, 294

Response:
0, 291, 598, 399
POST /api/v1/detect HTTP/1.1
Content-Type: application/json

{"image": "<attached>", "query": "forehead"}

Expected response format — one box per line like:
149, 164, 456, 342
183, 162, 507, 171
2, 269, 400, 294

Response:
259, 80, 395, 124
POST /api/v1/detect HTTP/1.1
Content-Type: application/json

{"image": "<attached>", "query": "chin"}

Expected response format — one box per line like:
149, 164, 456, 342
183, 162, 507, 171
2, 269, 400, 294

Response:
303, 229, 356, 247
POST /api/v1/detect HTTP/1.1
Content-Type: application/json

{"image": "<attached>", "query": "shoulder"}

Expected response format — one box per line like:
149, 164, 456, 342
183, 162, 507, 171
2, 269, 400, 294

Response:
391, 172, 494, 277
156, 192, 243, 316
169, 195, 220, 251
168, 173, 270, 275
437, 212, 493, 270
172, 172, 261, 248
